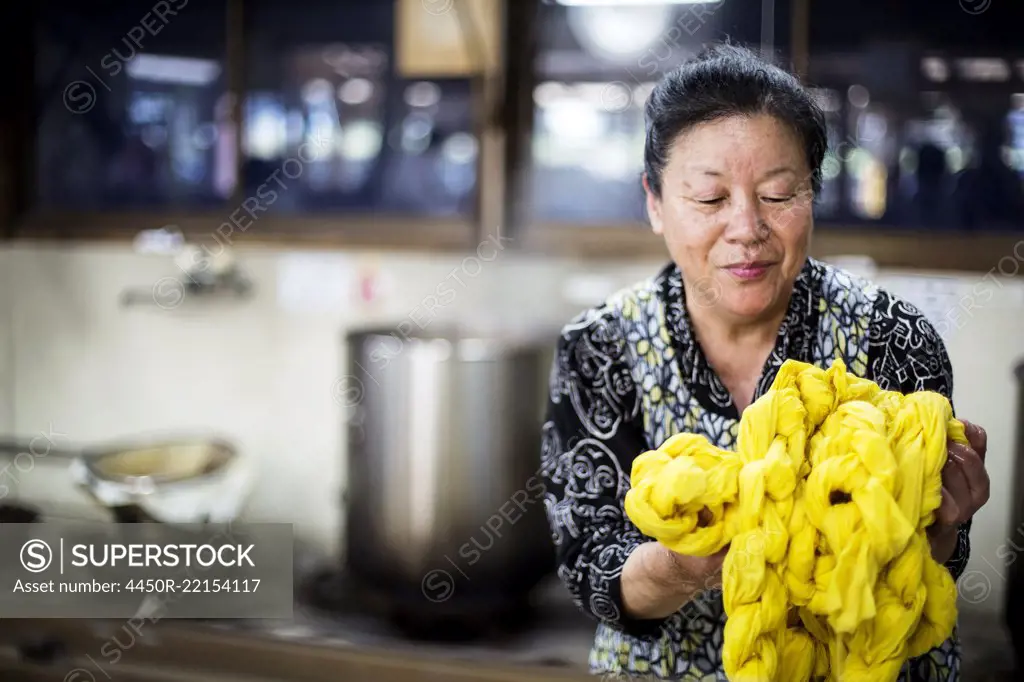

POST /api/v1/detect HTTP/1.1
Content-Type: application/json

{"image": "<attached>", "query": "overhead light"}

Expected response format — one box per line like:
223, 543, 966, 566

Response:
126, 54, 222, 86
552, 0, 718, 5
566, 3, 675, 61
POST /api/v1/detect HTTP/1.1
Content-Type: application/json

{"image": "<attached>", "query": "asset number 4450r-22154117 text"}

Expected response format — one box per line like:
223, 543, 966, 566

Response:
124, 578, 261, 593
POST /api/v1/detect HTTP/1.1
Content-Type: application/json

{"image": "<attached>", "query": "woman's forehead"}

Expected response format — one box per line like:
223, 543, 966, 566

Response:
665, 119, 808, 177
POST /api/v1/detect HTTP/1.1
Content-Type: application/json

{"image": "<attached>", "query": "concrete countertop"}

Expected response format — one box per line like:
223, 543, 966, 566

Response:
206, 578, 595, 668
1, 609, 1017, 682
0, 616, 596, 682
0, 508, 598, 680
0, 577, 598, 682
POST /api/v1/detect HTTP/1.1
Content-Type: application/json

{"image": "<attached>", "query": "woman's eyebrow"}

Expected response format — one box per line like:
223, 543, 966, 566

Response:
761, 166, 798, 178
680, 165, 800, 178
683, 166, 724, 176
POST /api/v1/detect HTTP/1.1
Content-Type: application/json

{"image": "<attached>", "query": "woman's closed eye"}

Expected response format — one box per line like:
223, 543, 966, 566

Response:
690, 193, 798, 206
761, 194, 796, 204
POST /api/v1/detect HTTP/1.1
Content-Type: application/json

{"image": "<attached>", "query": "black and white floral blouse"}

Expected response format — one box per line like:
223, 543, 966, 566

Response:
539, 257, 970, 681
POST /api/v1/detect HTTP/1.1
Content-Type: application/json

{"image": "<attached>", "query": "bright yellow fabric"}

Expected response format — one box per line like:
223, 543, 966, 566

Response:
624, 358, 967, 682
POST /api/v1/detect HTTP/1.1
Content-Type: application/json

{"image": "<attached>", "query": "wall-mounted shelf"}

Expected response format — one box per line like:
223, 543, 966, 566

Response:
119, 272, 253, 309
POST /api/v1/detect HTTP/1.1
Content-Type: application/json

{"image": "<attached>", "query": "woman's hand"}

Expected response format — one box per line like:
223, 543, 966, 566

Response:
621, 542, 729, 621
929, 420, 989, 564
663, 544, 729, 594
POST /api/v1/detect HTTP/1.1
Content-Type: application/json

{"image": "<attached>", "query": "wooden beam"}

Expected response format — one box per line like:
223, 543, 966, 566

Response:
12, 211, 479, 254
0, 2, 33, 238
516, 220, 1024, 275
227, 0, 246, 211
791, 0, 810, 78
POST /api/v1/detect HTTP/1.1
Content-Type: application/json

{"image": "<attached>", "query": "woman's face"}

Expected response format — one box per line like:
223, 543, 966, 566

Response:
644, 114, 814, 324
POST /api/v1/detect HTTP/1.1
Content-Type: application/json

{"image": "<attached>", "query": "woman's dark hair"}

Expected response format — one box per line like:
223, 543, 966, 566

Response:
643, 43, 828, 198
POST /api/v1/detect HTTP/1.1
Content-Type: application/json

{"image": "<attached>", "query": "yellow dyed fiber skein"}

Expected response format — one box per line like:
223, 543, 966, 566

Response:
624, 358, 967, 682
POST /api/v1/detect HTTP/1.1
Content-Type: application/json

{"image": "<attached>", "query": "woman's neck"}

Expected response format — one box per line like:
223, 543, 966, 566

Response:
685, 295, 788, 350
684, 287, 790, 411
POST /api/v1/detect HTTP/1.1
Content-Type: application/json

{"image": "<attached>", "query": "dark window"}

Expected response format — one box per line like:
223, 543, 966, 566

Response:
527, 0, 785, 225
242, 0, 477, 218
808, 1, 1024, 232
34, 0, 232, 210
32, 0, 479, 219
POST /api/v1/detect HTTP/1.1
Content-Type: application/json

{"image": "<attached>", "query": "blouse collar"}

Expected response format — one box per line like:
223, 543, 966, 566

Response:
657, 258, 819, 400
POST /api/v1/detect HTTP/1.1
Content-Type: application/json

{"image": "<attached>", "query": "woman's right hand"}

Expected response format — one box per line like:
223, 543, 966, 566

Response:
662, 544, 729, 595
622, 541, 729, 620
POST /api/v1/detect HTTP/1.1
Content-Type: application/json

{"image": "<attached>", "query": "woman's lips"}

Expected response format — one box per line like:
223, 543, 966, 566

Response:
724, 262, 774, 280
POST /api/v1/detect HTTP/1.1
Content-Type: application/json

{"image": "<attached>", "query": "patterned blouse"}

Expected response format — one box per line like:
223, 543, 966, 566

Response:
539, 257, 970, 681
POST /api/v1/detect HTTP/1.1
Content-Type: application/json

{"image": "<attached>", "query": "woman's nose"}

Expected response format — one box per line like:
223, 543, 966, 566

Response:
722, 196, 766, 243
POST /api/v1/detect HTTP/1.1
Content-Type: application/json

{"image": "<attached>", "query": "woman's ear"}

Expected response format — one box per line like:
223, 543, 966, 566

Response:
642, 174, 664, 235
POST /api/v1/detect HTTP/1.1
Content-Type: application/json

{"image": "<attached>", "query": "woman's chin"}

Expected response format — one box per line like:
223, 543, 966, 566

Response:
720, 289, 779, 320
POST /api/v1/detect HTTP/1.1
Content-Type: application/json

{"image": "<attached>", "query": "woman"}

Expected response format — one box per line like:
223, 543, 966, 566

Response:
539, 43, 990, 681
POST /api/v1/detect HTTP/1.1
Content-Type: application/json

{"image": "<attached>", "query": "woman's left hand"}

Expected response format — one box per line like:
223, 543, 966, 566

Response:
930, 420, 990, 564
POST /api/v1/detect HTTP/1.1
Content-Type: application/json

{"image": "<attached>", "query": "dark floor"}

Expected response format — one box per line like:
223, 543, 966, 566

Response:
960, 610, 1016, 682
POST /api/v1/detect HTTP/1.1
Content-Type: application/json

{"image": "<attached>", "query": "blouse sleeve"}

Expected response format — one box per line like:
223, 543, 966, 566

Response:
866, 290, 970, 581
539, 311, 668, 638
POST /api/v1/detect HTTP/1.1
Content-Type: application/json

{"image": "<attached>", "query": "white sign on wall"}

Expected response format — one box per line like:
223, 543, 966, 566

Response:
276, 254, 355, 314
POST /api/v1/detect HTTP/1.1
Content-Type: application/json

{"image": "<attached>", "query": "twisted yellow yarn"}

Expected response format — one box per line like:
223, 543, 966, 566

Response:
624, 358, 967, 682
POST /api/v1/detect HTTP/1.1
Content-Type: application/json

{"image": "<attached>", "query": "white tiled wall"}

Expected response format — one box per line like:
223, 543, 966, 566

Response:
1, 241, 1022, 615
0, 243, 653, 549
873, 267, 1024, 616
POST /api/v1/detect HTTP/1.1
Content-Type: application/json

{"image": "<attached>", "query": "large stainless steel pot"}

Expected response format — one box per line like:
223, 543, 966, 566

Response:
343, 327, 556, 629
